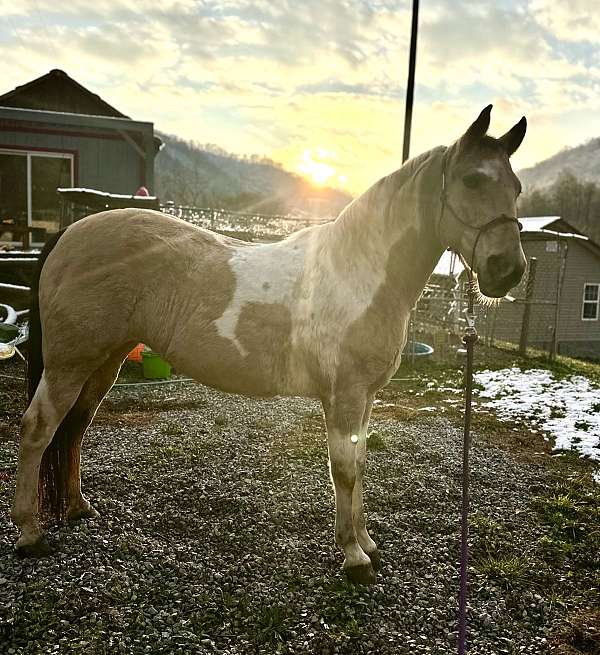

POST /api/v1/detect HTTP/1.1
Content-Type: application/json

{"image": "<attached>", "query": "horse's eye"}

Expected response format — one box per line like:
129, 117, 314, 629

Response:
462, 172, 487, 189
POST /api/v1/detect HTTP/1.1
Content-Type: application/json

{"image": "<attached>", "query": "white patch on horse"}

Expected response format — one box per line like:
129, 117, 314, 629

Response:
289, 221, 388, 388
215, 241, 305, 357
476, 159, 502, 181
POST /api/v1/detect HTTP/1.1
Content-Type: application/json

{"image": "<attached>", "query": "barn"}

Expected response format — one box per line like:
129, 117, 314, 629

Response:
0, 69, 161, 246
484, 217, 600, 360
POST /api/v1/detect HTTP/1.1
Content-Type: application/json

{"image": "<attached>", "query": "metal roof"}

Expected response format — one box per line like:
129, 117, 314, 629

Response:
0, 69, 128, 118
520, 216, 560, 232
520, 216, 589, 241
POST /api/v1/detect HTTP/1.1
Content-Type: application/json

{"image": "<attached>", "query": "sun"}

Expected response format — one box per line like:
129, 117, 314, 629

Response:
297, 148, 336, 186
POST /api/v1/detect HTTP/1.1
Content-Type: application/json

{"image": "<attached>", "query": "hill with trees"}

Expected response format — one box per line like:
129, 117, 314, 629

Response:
518, 172, 600, 244
516, 137, 600, 244
154, 132, 352, 218
518, 137, 600, 190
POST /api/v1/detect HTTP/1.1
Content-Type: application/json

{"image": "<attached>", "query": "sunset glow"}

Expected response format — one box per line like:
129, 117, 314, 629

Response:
0, 2, 598, 194
297, 149, 337, 186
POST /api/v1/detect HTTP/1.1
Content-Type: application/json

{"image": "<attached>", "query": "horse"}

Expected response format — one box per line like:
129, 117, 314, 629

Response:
11, 105, 527, 585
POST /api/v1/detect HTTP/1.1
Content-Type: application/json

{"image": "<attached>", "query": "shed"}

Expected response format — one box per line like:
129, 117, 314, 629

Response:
478, 217, 600, 360
0, 69, 162, 246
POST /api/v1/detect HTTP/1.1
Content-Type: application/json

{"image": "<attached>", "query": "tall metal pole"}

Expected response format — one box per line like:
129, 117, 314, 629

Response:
402, 0, 420, 164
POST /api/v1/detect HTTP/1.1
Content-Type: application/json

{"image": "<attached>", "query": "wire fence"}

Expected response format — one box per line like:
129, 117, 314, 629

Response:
160, 202, 330, 240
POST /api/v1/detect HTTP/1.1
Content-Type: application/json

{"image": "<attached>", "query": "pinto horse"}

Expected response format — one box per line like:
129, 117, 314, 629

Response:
12, 106, 526, 584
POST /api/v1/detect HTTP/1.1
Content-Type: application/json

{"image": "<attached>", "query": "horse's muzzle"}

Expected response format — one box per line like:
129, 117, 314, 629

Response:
479, 253, 526, 297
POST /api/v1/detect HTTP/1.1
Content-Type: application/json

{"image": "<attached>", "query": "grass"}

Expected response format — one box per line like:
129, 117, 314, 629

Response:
253, 603, 290, 645
319, 580, 373, 640
476, 555, 532, 589
160, 420, 185, 437
532, 475, 600, 571
470, 514, 515, 560
396, 339, 600, 387
488, 339, 600, 385
367, 430, 387, 451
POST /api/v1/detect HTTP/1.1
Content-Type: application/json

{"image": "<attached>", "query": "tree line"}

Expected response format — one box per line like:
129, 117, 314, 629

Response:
518, 171, 600, 242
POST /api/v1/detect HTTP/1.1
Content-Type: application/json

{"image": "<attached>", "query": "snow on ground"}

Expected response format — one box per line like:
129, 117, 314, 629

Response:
475, 367, 600, 461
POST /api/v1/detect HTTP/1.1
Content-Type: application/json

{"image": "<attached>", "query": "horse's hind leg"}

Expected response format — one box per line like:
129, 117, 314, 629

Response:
11, 370, 86, 556
64, 352, 128, 522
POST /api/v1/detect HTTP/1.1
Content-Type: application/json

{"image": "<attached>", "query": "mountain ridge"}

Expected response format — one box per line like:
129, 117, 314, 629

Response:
517, 137, 600, 190
154, 132, 352, 218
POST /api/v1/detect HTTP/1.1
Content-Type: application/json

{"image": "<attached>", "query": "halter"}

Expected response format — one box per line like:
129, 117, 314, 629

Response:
438, 148, 522, 289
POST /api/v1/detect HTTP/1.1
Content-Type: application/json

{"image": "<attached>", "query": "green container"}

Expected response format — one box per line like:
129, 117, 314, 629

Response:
141, 351, 172, 379
0, 323, 19, 343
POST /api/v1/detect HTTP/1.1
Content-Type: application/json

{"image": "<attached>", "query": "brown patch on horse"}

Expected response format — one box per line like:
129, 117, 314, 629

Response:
236, 301, 293, 393
333, 156, 444, 399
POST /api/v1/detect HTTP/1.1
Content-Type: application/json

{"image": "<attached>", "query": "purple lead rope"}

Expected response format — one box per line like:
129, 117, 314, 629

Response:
458, 287, 478, 654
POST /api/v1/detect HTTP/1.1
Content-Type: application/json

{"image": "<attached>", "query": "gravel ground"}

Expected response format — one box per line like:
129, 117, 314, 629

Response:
0, 358, 598, 654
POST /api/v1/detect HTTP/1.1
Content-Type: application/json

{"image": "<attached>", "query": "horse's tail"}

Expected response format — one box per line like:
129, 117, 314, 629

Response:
27, 229, 65, 400
28, 228, 72, 522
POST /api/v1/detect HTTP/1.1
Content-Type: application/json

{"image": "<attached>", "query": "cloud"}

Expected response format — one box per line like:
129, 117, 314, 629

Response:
0, 0, 598, 191
530, 0, 600, 43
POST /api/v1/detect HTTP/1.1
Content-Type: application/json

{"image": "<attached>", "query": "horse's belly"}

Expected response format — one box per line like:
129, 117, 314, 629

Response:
159, 323, 318, 398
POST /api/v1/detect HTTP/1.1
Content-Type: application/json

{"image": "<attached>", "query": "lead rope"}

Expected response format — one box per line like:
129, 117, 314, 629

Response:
458, 264, 477, 655
437, 148, 520, 652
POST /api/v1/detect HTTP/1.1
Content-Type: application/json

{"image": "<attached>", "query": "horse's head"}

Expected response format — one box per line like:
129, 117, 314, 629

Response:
439, 105, 527, 298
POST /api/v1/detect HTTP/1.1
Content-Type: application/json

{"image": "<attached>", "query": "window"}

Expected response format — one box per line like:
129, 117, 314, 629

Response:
582, 283, 600, 321
0, 149, 73, 245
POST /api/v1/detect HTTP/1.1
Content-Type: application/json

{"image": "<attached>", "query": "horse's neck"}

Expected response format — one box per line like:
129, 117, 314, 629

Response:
329, 148, 445, 312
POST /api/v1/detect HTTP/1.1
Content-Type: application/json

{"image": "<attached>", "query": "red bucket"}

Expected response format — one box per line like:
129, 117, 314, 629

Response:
127, 343, 145, 363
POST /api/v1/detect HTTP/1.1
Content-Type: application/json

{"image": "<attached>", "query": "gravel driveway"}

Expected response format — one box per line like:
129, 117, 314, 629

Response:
0, 360, 597, 654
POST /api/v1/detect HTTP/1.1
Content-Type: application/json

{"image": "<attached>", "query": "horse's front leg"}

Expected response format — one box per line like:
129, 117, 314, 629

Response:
352, 398, 380, 570
324, 393, 376, 585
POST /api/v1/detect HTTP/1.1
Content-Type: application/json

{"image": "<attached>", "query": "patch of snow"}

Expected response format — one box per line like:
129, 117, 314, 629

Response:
475, 367, 600, 462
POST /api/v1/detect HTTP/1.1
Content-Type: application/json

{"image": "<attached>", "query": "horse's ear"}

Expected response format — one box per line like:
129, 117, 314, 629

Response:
458, 105, 492, 153
498, 116, 527, 157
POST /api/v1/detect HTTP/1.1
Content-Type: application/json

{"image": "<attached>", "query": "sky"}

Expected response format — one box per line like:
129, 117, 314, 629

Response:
1, 0, 599, 193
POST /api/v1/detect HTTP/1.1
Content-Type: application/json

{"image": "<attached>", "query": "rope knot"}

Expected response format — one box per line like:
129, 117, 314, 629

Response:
462, 331, 478, 346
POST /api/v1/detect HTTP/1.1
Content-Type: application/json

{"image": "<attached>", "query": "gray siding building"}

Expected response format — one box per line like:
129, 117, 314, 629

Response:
0, 69, 161, 245
490, 218, 600, 359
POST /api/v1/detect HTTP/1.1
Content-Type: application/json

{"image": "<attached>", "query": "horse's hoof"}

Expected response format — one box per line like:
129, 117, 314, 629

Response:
67, 506, 100, 523
368, 549, 381, 571
15, 535, 53, 558
345, 563, 376, 585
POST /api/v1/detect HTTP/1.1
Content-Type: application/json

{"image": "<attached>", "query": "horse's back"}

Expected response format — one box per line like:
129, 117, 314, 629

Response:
38, 210, 235, 367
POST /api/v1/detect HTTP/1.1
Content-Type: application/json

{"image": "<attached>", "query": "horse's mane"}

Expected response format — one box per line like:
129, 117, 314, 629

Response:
372, 146, 445, 198
334, 146, 446, 240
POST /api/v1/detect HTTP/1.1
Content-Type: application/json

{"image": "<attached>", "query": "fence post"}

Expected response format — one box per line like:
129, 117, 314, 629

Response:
519, 257, 537, 356
489, 305, 498, 348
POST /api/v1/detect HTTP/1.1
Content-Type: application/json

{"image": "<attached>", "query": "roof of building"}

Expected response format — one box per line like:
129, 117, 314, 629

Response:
0, 70, 162, 152
0, 69, 128, 118
57, 187, 160, 211
520, 216, 588, 240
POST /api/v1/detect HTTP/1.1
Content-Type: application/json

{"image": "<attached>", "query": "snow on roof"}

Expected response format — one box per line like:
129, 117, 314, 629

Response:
520, 216, 589, 241
520, 216, 560, 232
57, 187, 158, 201
433, 249, 464, 277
